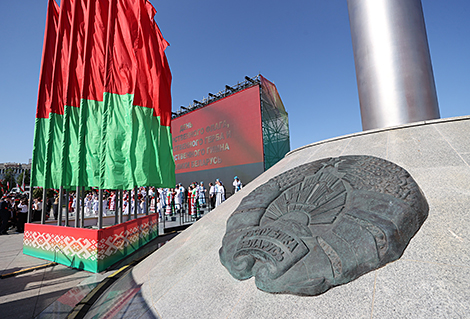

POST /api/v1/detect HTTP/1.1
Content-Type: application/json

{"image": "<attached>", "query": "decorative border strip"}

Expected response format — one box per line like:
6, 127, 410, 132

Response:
23, 214, 158, 272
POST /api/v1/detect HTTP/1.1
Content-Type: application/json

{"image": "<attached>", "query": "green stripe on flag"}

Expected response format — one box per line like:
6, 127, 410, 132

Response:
32, 93, 175, 190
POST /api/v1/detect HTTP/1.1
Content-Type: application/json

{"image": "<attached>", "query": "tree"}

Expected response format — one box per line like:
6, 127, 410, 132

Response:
17, 170, 31, 186
3, 169, 16, 191
33, 187, 43, 199
32, 187, 55, 199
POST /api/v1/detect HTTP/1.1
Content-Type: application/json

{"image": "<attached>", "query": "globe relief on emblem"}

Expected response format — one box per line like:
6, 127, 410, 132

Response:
219, 156, 429, 296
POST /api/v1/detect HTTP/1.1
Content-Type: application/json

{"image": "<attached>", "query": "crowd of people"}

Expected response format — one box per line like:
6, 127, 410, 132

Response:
0, 193, 30, 234
0, 176, 243, 233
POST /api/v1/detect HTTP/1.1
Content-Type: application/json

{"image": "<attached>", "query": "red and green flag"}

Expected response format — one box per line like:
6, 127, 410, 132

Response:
32, 0, 175, 190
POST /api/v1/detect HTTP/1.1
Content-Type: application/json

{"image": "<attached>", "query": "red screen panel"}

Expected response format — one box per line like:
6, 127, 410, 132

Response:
171, 86, 264, 174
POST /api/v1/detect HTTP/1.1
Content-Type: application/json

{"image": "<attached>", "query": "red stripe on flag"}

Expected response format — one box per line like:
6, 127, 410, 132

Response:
48, 0, 74, 116
133, 2, 172, 126
36, 0, 60, 119
80, 0, 109, 102
103, 0, 138, 96
64, 0, 87, 108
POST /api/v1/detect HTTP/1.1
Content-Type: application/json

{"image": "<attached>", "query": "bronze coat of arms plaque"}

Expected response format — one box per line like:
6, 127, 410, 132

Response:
219, 156, 429, 296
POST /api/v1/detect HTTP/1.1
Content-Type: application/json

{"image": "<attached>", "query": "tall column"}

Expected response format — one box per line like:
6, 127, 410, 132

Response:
347, 0, 440, 130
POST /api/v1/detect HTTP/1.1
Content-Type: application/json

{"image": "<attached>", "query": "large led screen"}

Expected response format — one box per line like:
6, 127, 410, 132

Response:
171, 86, 264, 188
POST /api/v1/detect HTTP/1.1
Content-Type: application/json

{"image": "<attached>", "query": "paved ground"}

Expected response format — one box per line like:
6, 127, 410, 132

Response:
0, 225, 180, 319
0, 230, 103, 318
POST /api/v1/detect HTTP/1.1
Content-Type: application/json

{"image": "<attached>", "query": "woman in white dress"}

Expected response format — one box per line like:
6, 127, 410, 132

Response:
215, 180, 225, 207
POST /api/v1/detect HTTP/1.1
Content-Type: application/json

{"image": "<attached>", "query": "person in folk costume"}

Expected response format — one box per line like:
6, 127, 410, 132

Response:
233, 176, 242, 193
154, 188, 160, 214
92, 194, 99, 216
131, 194, 138, 216
85, 193, 93, 217
123, 193, 129, 215
198, 182, 206, 206
156, 197, 162, 218
172, 188, 177, 211
187, 185, 194, 217
108, 192, 116, 213
68, 194, 74, 213
139, 194, 146, 213
102, 195, 108, 216
166, 188, 173, 217
191, 184, 200, 218
82, 193, 87, 216
160, 188, 167, 208
137, 192, 143, 215
70, 195, 76, 214
189, 185, 195, 218
187, 185, 192, 207
174, 185, 182, 214
139, 187, 147, 213
150, 194, 156, 214
215, 179, 225, 207
177, 183, 185, 205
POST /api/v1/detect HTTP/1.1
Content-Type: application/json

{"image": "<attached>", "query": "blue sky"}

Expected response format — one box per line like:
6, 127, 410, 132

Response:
0, 0, 468, 164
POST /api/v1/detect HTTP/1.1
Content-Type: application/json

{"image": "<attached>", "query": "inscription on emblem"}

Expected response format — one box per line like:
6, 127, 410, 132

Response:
237, 239, 285, 262
237, 227, 300, 256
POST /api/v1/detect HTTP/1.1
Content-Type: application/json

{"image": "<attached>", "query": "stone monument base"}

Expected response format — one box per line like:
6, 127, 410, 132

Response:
85, 116, 470, 318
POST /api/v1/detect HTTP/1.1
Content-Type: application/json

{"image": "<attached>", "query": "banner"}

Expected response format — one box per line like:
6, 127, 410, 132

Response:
172, 86, 264, 175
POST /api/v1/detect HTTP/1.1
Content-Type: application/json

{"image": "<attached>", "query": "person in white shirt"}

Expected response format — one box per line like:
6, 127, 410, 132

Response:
17, 199, 28, 232
233, 176, 242, 193
156, 197, 163, 218
174, 186, 182, 213
102, 197, 108, 216
33, 198, 43, 221
215, 180, 225, 207
92, 195, 99, 216
209, 182, 216, 209
85, 194, 93, 217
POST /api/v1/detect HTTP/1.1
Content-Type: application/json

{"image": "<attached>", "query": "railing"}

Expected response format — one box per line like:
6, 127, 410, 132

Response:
159, 196, 213, 231
25, 193, 226, 234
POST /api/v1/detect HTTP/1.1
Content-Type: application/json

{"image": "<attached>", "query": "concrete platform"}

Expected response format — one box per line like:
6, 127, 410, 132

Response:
0, 224, 179, 318
0, 231, 105, 319
94, 115, 470, 318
